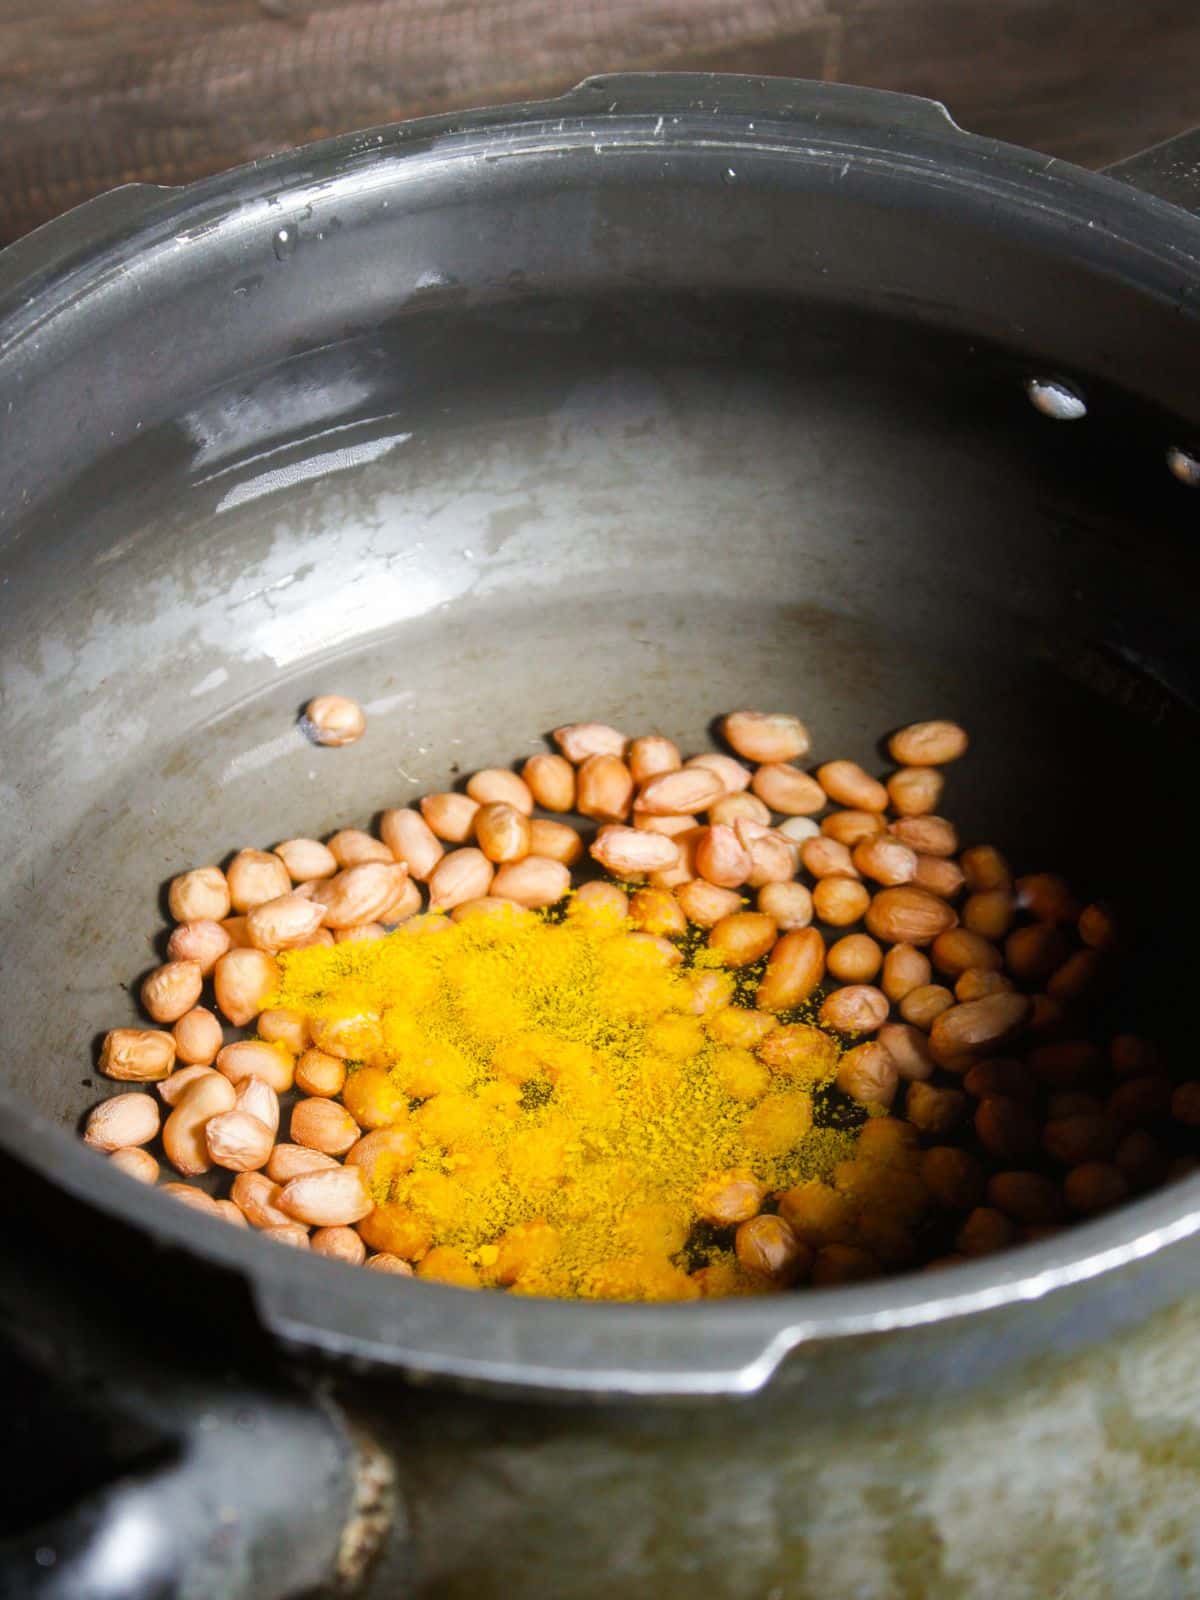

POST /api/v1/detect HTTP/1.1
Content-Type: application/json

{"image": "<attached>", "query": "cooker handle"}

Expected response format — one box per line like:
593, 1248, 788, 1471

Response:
1102, 129, 1200, 216
558, 71, 962, 138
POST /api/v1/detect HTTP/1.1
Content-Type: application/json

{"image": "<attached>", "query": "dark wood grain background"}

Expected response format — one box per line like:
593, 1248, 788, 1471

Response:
2, 0, 1200, 245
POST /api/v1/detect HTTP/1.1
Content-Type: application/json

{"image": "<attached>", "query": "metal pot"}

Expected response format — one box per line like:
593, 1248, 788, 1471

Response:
4, 73, 1200, 1598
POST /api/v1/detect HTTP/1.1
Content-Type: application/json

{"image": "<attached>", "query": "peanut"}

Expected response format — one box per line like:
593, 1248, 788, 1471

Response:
291, 1097, 360, 1155
567, 881, 630, 921
816, 761, 888, 812
695, 1167, 765, 1225
964, 1059, 1037, 1103
427, 848, 493, 911
628, 888, 688, 938
235, 1075, 280, 1133
735, 1215, 809, 1284
887, 720, 969, 766
256, 1009, 308, 1054
931, 928, 1002, 976
474, 802, 533, 863
636, 767, 724, 816
293, 1047, 347, 1097
141, 960, 203, 1024
213, 949, 279, 1027
311, 861, 408, 928
553, 722, 627, 762
756, 881, 813, 930
955, 969, 1014, 1002
281, 1165, 374, 1227
960, 845, 1012, 892
820, 984, 889, 1034
957, 1207, 1017, 1256
1047, 949, 1103, 1001
710, 792, 771, 828
168, 866, 231, 923
366, 1253, 414, 1274
302, 694, 365, 747
922, 1147, 985, 1210
173, 1007, 224, 1067
576, 754, 634, 821
886, 767, 943, 817
930, 993, 1031, 1068
881, 943, 931, 1002
974, 1096, 1039, 1161
811, 877, 870, 927
1064, 1163, 1128, 1215
590, 824, 679, 878
274, 837, 339, 882
865, 886, 957, 946
686, 753, 752, 793
735, 820, 797, 887
801, 836, 859, 879
205, 1109, 274, 1172
905, 1081, 966, 1137
231, 1170, 293, 1228
1005, 923, 1071, 984
635, 812, 698, 836
708, 911, 778, 968
899, 984, 956, 1029
343, 1067, 409, 1130
890, 816, 958, 857
161, 1183, 223, 1217
750, 764, 826, 816
163, 1072, 237, 1175
85, 1092, 160, 1152
987, 1171, 1062, 1224
962, 889, 1016, 939
627, 735, 682, 784
109, 1146, 160, 1184
464, 768, 533, 814
836, 1041, 899, 1107
757, 927, 826, 1011
852, 835, 918, 886
721, 710, 811, 764
756, 1023, 837, 1081
217, 1039, 295, 1094
420, 793, 480, 843
268, 1144, 340, 1183
226, 848, 292, 912
167, 919, 231, 975
327, 829, 392, 867
312, 1226, 368, 1264
912, 855, 967, 899
826, 934, 883, 983
246, 892, 327, 952
158, 1064, 218, 1106
676, 879, 744, 927
1078, 903, 1117, 951
1015, 873, 1079, 924
100, 1028, 176, 1082
877, 1021, 933, 1081
528, 819, 583, 865
263, 1223, 311, 1248
822, 810, 886, 846
521, 753, 576, 811
345, 1127, 419, 1186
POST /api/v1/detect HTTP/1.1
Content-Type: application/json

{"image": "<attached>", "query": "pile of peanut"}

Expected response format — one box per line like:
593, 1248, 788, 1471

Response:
81, 704, 1200, 1286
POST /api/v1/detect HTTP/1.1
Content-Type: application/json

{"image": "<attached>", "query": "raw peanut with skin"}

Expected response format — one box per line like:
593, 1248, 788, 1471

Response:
590, 825, 680, 878
628, 889, 688, 938
1111, 1036, 1159, 1078
820, 985, 889, 1034
528, 819, 583, 865
988, 1171, 1062, 1224
812, 877, 871, 927
757, 928, 826, 1012
826, 934, 883, 983
960, 845, 1012, 893
685, 753, 752, 793
676, 879, 744, 928
816, 761, 889, 812
881, 944, 932, 1003
811, 1245, 880, 1285
855, 1118, 921, 1167
158, 1065, 218, 1106
366, 1253, 414, 1274
173, 1008, 224, 1067
141, 961, 203, 1024
474, 802, 532, 864
694, 824, 753, 888
110, 1146, 160, 1184
553, 722, 627, 762
576, 754, 635, 822
466, 768, 534, 814
291, 1097, 361, 1156
929, 993, 1032, 1068
311, 862, 408, 928
1005, 924, 1071, 984
886, 767, 943, 817
1064, 1163, 1129, 1215
955, 969, 1014, 1002
735, 1215, 810, 1284
931, 928, 1002, 977
167, 920, 231, 975
427, 849, 493, 911
451, 898, 534, 927
1110, 1076, 1174, 1124
1047, 949, 1103, 1001
235, 1075, 280, 1134
628, 735, 682, 785
256, 1009, 308, 1054
163, 1072, 237, 1176
168, 867, 231, 924
84, 1093, 160, 1152
890, 816, 958, 857
648, 827, 702, 889
1116, 1131, 1169, 1190
778, 1181, 857, 1246
636, 767, 724, 817
312, 1226, 367, 1264
294, 1048, 346, 1097
975, 1096, 1039, 1161
964, 1059, 1038, 1104
905, 1081, 967, 1137
327, 829, 393, 867
957, 1207, 1017, 1256
263, 1224, 311, 1248
962, 889, 1016, 939
281, 1165, 374, 1227
921, 1147, 985, 1210
836, 1042, 899, 1108
801, 836, 859, 880
757, 881, 813, 930
750, 764, 827, 816
226, 849, 292, 912
231, 1170, 293, 1228
217, 1040, 295, 1095
775, 816, 821, 845
343, 1067, 409, 1130
221, 916, 253, 948
1043, 1113, 1117, 1166
345, 1127, 419, 1186
161, 1183, 223, 1217
629, 932, 681, 967
852, 835, 918, 886
204, 1109, 275, 1172
1016, 873, 1080, 924
822, 810, 886, 847
268, 1144, 340, 1183
213, 948, 280, 1028
310, 1012, 384, 1062
1047, 1092, 1102, 1119
521, 753, 576, 811
274, 837, 339, 882
756, 1024, 837, 1081
877, 1021, 933, 1081
1027, 1041, 1103, 1088
899, 984, 956, 1029
709, 1008, 777, 1050
912, 855, 966, 900
721, 711, 812, 764
708, 912, 778, 968
1078, 903, 1117, 951
695, 1167, 765, 1225
634, 812, 698, 836
734, 819, 797, 887
100, 1028, 177, 1082
568, 881, 630, 921
865, 886, 957, 946
888, 720, 969, 766
420, 793, 480, 844
709, 793, 771, 827
246, 892, 327, 952
302, 694, 365, 747
379, 878, 422, 927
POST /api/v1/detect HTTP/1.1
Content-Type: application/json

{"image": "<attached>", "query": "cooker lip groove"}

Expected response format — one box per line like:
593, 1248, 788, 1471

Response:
5, 73, 1200, 1392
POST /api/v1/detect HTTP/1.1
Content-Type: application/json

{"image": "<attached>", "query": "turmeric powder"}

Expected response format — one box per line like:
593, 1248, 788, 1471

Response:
272, 902, 854, 1299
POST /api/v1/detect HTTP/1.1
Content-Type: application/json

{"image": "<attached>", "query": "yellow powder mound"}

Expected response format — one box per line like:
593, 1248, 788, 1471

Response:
272, 902, 852, 1299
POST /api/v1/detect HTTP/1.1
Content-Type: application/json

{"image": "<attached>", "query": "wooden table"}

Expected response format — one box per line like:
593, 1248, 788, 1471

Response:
2, 0, 1199, 244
